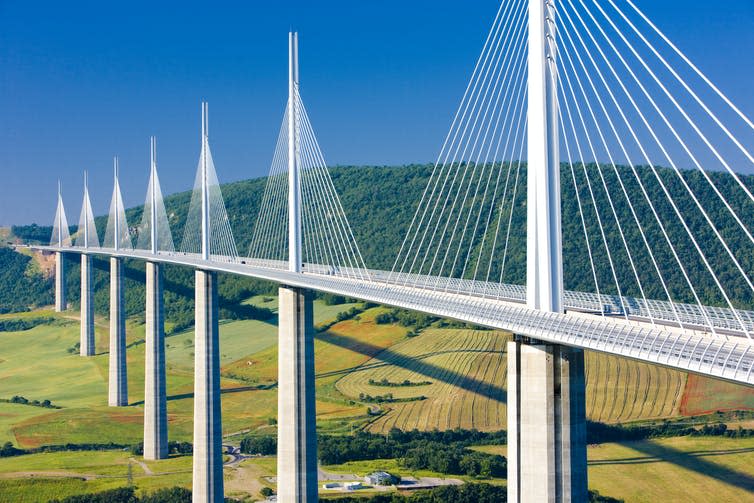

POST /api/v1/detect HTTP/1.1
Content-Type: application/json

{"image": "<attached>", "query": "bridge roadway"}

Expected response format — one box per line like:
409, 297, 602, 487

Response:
31, 245, 754, 387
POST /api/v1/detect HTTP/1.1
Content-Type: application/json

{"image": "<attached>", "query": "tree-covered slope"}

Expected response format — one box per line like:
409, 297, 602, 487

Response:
0, 248, 53, 313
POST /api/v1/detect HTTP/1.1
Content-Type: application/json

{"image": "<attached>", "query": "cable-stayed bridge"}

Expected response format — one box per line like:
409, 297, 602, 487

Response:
24, 1, 754, 502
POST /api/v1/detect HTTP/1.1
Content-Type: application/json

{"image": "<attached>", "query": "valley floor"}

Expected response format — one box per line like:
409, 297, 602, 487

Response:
1, 302, 754, 501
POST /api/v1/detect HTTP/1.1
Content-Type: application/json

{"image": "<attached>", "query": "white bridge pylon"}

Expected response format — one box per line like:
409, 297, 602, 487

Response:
180, 103, 238, 261
247, 43, 369, 281
103, 158, 133, 252
73, 171, 99, 249
136, 137, 175, 254
51, 181, 72, 248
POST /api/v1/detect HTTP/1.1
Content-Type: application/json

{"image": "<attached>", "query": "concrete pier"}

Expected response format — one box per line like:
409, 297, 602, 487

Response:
277, 286, 318, 503
144, 262, 168, 459
192, 270, 223, 502
108, 257, 128, 406
80, 254, 95, 356
507, 339, 587, 503
55, 252, 66, 312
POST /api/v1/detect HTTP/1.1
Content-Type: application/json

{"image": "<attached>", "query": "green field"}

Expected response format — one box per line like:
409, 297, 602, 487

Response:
0, 450, 194, 502
588, 436, 754, 502
0, 303, 748, 444
0, 449, 200, 502
1, 284, 750, 447
474, 436, 754, 503
0, 300, 386, 448
219, 305, 411, 434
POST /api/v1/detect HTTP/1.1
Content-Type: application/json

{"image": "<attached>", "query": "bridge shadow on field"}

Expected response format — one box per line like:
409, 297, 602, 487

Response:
589, 440, 754, 493
129, 384, 274, 406
315, 330, 507, 404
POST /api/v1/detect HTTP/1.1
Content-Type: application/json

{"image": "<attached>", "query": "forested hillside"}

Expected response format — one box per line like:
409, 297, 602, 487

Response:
0, 248, 53, 313
5, 163, 754, 323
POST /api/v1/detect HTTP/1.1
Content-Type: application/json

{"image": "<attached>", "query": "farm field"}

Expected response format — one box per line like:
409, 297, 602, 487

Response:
680, 372, 754, 415
474, 436, 754, 502
337, 329, 509, 433
220, 305, 412, 434
587, 436, 754, 502
4, 289, 754, 448
0, 450, 200, 502
337, 329, 689, 433
2, 301, 752, 446
585, 351, 685, 422
0, 300, 390, 448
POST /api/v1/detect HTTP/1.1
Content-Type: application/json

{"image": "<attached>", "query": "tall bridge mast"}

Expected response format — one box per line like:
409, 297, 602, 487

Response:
527, 0, 562, 312
509, 1, 588, 501
289, 32, 302, 273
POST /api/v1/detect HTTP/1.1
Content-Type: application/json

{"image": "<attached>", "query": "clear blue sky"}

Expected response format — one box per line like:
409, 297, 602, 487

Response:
1, 0, 753, 225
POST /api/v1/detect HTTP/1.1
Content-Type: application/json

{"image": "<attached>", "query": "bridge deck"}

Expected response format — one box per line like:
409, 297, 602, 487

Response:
31, 245, 754, 387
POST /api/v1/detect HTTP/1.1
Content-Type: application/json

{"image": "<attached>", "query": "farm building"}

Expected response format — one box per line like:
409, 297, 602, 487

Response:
343, 481, 364, 491
365, 471, 398, 486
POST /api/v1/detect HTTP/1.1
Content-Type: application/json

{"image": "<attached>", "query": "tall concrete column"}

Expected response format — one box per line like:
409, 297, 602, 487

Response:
192, 269, 223, 503
507, 339, 587, 503
144, 261, 168, 459
55, 252, 67, 312
108, 257, 128, 406
80, 254, 95, 356
277, 286, 318, 503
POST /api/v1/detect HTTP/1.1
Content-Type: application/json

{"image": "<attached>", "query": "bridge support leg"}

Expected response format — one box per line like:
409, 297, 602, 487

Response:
108, 257, 128, 406
192, 270, 223, 503
55, 252, 66, 312
144, 262, 168, 460
80, 254, 95, 356
507, 339, 587, 503
277, 286, 318, 503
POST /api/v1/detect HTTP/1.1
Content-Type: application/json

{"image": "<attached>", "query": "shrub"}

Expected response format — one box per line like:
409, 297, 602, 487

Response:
0, 441, 23, 458
49, 487, 138, 503
260, 487, 274, 497
0, 316, 55, 332
240, 436, 277, 455
318, 428, 506, 466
